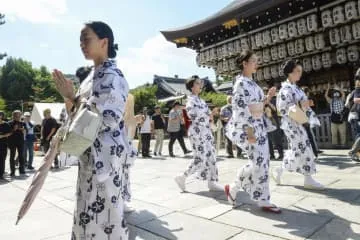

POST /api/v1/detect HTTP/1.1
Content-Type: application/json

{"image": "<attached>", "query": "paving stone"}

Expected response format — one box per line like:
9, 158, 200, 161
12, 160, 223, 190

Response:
0, 184, 52, 214
139, 212, 242, 240
0, 207, 72, 240
128, 225, 168, 240
229, 230, 286, 240
309, 219, 360, 240
183, 201, 233, 219
214, 205, 331, 240
125, 200, 174, 225
289, 197, 360, 224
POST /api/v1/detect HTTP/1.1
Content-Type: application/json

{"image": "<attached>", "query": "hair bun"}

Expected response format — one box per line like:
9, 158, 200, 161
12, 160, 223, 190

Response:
113, 43, 118, 50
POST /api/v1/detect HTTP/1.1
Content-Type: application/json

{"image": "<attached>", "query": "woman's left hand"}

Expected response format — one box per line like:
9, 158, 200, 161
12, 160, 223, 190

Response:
52, 69, 75, 100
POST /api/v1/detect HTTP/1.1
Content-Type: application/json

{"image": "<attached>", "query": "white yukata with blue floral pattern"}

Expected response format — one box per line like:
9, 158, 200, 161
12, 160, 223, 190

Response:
276, 81, 316, 176
225, 75, 271, 202
71, 60, 137, 240
185, 94, 219, 181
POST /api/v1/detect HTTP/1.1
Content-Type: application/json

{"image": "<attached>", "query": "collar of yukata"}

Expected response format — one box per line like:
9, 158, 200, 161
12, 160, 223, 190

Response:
95, 59, 115, 71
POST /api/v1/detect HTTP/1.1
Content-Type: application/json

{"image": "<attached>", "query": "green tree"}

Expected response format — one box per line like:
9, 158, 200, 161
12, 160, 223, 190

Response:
0, 96, 6, 110
200, 91, 227, 107
0, 57, 35, 110
130, 84, 158, 114
31, 66, 62, 103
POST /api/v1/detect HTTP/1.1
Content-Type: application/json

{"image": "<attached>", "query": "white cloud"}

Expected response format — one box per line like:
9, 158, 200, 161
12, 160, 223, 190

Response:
0, 0, 67, 24
117, 34, 215, 88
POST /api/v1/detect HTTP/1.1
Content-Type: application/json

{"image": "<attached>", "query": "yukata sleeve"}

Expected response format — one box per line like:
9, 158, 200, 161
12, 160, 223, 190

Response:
87, 73, 128, 133
232, 83, 255, 132
186, 98, 198, 122
277, 87, 296, 118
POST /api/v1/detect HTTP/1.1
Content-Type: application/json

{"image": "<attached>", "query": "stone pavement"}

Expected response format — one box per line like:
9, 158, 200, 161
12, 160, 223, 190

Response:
1, 139, 360, 240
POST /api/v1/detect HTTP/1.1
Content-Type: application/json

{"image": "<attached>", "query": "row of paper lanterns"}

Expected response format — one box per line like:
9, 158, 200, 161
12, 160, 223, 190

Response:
215, 45, 359, 78
198, 1, 360, 66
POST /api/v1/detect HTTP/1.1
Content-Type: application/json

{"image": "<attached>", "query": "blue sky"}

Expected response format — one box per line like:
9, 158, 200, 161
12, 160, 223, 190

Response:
0, 0, 232, 88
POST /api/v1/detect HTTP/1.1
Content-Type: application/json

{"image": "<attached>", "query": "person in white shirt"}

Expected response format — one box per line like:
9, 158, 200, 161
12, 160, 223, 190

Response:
140, 107, 153, 158
23, 112, 35, 170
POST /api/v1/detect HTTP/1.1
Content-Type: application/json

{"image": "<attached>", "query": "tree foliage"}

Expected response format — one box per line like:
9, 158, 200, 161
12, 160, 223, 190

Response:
200, 91, 228, 107
130, 84, 158, 114
32, 66, 62, 103
0, 57, 35, 105
0, 57, 63, 112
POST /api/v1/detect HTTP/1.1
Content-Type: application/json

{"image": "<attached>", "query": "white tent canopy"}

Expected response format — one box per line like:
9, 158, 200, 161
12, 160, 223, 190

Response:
31, 103, 65, 125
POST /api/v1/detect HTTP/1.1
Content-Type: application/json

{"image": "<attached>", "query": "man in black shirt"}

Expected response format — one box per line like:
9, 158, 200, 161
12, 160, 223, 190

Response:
8, 110, 26, 176
41, 109, 59, 168
0, 111, 11, 179
152, 106, 165, 156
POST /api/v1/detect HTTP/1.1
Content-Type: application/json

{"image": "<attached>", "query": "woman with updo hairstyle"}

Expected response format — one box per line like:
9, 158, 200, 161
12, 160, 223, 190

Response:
274, 60, 324, 190
52, 21, 136, 239
224, 49, 281, 213
174, 75, 223, 192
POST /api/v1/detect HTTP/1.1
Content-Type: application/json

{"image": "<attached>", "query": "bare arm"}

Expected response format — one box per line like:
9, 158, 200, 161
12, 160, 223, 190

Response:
325, 87, 331, 104
46, 128, 57, 141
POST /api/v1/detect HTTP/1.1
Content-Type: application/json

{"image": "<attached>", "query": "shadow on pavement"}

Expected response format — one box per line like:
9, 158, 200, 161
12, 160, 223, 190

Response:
127, 210, 179, 240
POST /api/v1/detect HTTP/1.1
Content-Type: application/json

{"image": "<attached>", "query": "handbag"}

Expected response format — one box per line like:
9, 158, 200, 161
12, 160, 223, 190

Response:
288, 104, 309, 124
59, 103, 103, 157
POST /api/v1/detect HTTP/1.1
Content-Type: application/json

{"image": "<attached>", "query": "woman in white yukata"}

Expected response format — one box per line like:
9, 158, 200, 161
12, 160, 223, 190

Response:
224, 50, 281, 213
52, 21, 136, 240
174, 75, 223, 192
273, 60, 324, 190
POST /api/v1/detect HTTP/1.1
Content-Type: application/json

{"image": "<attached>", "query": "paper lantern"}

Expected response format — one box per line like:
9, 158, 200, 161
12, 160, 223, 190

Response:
314, 33, 326, 50
196, 54, 200, 66
278, 44, 287, 59
223, 60, 229, 72
347, 45, 359, 62
255, 32, 263, 48
271, 27, 280, 43
256, 68, 264, 81
336, 48, 347, 64
329, 28, 341, 45
205, 50, 210, 62
295, 39, 305, 54
312, 55, 322, 71
217, 46, 223, 59
262, 30, 272, 46
322, 52, 332, 68
279, 24, 289, 40
333, 5, 345, 25
222, 44, 228, 58
305, 36, 315, 51
250, 35, 257, 49
229, 58, 236, 71
271, 65, 279, 78
287, 41, 296, 56
263, 67, 271, 80
240, 38, 250, 50
352, 21, 360, 39
297, 18, 308, 35
256, 51, 263, 65
288, 21, 298, 38
263, 48, 271, 63
340, 25, 352, 42
321, 10, 333, 28
210, 48, 216, 61
271, 46, 278, 61
227, 42, 234, 56
234, 40, 241, 53
345, 1, 358, 20
307, 14, 318, 32
303, 57, 312, 72
217, 61, 223, 73
278, 64, 285, 77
